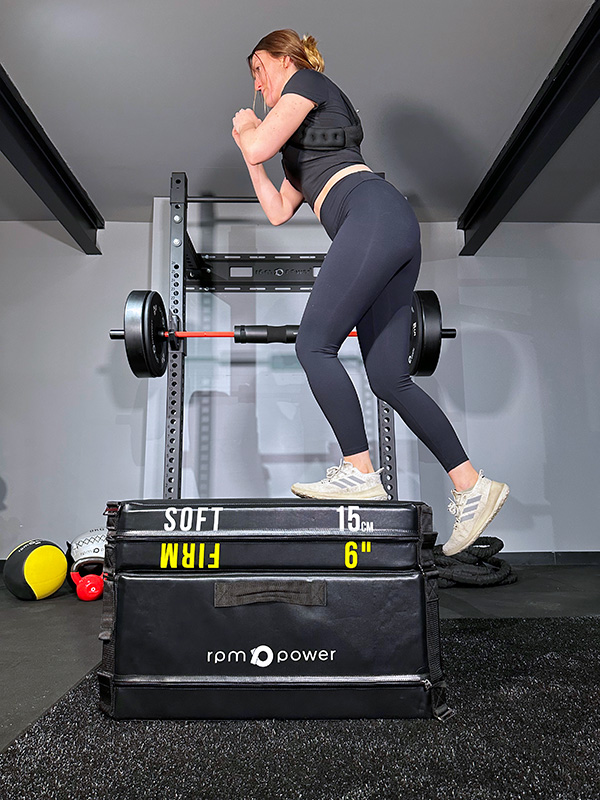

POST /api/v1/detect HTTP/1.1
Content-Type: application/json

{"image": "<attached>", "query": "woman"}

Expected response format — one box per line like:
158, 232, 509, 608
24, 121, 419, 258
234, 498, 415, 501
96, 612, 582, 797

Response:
232, 29, 509, 555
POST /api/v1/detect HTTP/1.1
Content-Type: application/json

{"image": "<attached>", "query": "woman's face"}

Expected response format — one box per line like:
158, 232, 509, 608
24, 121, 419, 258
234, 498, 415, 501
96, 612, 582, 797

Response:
251, 50, 289, 108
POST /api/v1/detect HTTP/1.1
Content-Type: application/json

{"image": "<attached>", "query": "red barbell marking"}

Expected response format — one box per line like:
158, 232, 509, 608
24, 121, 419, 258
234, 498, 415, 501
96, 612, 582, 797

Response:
166, 331, 235, 338
164, 330, 358, 338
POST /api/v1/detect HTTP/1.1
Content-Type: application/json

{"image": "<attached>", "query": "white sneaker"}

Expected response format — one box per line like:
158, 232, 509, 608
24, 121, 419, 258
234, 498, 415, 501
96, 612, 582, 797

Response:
443, 471, 510, 556
291, 460, 388, 500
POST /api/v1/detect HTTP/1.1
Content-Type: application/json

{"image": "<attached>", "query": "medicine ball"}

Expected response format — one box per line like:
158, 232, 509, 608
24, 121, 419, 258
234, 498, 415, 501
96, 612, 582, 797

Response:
3, 540, 68, 600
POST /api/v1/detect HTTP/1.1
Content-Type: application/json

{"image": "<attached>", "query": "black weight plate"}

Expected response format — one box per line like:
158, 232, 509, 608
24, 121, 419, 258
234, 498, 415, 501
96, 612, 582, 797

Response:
143, 291, 169, 377
411, 290, 442, 377
408, 292, 422, 376
124, 290, 168, 378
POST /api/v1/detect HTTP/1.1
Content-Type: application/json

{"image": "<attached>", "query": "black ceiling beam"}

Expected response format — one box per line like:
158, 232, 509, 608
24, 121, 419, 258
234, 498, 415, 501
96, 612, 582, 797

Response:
0, 63, 104, 254
457, 1, 600, 255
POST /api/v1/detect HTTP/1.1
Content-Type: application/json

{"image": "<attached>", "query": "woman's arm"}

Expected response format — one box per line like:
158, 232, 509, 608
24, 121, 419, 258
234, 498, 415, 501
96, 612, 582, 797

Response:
247, 168, 304, 226
233, 93, 316, 165
232, 127, 304, 225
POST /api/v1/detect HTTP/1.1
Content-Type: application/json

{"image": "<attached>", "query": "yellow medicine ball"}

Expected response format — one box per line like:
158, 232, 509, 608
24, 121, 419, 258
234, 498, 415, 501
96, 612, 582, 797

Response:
3, 540, 68, 600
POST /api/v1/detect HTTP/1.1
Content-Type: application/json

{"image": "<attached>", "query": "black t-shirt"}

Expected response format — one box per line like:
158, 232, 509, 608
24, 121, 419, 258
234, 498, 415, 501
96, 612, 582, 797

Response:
280, 69, 366, 208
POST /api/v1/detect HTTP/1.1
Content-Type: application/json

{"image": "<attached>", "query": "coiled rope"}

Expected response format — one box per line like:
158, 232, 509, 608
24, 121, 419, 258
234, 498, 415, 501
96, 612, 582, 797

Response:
433, 536, 518, 588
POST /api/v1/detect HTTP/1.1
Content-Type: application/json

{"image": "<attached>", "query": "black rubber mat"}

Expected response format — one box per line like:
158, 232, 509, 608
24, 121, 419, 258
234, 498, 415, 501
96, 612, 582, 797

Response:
1, 617, 599, 800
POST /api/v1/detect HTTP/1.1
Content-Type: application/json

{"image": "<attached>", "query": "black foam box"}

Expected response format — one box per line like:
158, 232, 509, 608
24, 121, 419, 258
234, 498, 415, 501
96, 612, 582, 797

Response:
98, 499, 452, 720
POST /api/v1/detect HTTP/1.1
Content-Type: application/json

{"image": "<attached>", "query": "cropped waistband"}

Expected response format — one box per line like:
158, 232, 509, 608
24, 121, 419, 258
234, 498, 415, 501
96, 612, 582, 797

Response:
319, 172, 411, 240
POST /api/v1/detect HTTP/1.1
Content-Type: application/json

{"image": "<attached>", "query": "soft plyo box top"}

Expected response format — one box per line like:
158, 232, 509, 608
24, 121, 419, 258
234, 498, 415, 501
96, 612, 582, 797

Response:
103, 499, 436, 573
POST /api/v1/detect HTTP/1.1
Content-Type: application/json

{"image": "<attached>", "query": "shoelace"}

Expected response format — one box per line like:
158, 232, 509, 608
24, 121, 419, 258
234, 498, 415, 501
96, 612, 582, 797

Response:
447, 490, 468, 520
321, 460, 383, 484
321, 460, 346, 483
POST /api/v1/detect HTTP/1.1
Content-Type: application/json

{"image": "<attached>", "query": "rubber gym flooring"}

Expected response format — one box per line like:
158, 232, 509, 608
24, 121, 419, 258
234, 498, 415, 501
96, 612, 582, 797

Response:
2, 563, 600, 752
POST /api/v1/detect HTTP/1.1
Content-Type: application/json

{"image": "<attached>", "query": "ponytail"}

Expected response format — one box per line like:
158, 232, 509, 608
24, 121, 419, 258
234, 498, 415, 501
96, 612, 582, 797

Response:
248, 29, 325, 72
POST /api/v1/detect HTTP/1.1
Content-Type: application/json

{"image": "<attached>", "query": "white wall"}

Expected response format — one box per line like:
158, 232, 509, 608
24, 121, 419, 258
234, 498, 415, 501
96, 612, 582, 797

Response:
419, 222, 600, 553
0, 220, 151, 557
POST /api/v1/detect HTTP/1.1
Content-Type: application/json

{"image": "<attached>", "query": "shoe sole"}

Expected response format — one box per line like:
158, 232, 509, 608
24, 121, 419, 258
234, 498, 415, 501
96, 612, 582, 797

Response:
291, 486, 388, 501
443, 483, 510, 556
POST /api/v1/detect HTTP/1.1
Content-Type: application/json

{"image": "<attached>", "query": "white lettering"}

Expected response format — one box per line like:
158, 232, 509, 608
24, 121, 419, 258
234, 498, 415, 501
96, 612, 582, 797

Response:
212, 507, 224, 531
348, 506, 361, 532
195, 508, 208, 531
208, 644, 338, 667
228, 650, 246, 663
163, 507, 177, 532
180, 507, 193, 532
162, 506, 224, 532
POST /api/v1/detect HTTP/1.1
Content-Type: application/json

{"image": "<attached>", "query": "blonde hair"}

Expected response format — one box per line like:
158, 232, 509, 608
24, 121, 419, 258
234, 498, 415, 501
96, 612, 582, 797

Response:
248, 29, 325, 73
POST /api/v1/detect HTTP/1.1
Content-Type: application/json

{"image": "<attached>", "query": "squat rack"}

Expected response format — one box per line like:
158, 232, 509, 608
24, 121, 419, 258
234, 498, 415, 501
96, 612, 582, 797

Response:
164, 171, 398, 501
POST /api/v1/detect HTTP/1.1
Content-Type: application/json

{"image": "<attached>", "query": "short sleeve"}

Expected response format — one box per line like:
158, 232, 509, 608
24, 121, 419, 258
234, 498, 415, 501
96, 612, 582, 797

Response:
281, 69, 328, 106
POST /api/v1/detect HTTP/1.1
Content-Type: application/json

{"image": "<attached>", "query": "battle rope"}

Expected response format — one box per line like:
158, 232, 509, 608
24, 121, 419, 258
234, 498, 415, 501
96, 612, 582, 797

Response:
433, 536, 518, 588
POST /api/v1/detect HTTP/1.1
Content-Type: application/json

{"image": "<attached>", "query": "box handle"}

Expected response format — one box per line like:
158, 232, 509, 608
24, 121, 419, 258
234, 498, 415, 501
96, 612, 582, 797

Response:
214, 579, 326, 607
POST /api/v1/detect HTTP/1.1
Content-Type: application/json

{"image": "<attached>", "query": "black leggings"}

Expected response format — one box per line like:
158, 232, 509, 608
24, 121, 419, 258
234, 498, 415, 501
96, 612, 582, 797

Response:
295, 172, 468, 473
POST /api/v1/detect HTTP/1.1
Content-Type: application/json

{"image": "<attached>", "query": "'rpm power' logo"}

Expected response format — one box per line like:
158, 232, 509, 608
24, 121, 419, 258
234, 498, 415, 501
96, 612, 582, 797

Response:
206, 644, 337, 666
250, 644, 274, 668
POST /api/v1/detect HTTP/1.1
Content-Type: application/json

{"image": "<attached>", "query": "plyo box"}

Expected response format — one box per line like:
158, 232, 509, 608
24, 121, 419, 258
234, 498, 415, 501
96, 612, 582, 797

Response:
98, 499, 452, 720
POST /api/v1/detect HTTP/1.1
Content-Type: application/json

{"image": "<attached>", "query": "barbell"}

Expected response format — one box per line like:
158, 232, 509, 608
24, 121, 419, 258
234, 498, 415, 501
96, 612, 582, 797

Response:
110, 290, 456, 378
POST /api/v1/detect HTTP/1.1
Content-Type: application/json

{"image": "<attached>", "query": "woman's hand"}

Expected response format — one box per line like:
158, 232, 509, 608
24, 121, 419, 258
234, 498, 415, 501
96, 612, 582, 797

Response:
232, 108, 260, 135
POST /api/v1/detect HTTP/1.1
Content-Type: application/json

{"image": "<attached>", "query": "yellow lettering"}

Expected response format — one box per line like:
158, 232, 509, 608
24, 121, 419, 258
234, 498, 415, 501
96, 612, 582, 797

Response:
160, 542, 178, 568
345, 541, 358, 569
198, 543, 205, 568
208, 543, 220, 569
181, 543, 195, 568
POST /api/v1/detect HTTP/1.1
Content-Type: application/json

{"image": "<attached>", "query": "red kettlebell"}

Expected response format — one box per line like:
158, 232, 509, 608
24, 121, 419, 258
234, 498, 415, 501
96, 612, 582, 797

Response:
71, 571, 104, 601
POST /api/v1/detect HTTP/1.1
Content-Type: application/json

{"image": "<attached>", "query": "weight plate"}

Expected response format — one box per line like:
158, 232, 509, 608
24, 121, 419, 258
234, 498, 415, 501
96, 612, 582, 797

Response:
123, 290, 168, 378
408, 292, 422, 376
410, 290, 442, 377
